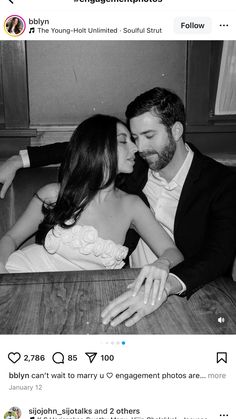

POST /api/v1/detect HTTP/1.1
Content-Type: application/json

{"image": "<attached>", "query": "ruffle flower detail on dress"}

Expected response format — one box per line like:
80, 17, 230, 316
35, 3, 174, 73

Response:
44, 224, 128, 269
44, 225, 62, 254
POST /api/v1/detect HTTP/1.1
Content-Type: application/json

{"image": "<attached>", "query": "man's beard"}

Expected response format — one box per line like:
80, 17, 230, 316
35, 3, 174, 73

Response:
139, 135, 176, 171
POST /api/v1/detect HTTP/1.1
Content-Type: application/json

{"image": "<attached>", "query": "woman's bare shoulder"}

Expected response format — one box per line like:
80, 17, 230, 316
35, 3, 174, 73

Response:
116, 189, 143, 208
36, 183, 60, 204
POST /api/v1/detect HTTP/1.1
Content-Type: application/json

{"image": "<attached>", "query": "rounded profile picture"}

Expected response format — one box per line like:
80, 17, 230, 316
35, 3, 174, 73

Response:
4, 15, 26, 37
9, 408, 21, 419
3, 411, 17, 419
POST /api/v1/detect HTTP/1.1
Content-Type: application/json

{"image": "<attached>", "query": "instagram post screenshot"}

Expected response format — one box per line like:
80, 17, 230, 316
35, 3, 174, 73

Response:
0, 1, 236, 419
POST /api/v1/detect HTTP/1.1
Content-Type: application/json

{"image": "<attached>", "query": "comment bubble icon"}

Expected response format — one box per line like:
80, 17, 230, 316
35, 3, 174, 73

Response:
52, 352, 64, 364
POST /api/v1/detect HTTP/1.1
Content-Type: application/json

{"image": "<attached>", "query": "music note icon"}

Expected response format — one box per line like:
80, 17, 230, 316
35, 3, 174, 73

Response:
29, 27, 35, 34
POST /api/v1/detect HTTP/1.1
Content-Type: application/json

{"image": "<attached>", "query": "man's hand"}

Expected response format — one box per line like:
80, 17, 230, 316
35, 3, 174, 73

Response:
101, 286, 167, 328
0, 155, 23, 198
101, 273, 183, 328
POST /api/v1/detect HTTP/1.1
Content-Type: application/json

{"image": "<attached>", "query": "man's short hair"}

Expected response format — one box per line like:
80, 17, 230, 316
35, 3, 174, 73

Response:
125, 87, 186, 136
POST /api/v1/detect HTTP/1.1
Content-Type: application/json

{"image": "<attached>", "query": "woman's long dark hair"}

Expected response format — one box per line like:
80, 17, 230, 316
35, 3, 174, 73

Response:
36, 114, 123, 245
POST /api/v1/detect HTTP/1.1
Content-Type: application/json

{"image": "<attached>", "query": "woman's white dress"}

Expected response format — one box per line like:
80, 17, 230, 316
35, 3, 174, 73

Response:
6, 225, 128, 273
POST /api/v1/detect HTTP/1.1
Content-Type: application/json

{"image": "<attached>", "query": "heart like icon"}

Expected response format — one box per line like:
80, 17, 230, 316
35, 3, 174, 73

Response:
106, 372, 113, 378
8, 352, 21, 364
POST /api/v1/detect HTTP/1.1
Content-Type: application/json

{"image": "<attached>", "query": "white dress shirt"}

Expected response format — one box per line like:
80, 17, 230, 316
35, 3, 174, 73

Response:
130, 144, 194, 291
19, 150, 30, 168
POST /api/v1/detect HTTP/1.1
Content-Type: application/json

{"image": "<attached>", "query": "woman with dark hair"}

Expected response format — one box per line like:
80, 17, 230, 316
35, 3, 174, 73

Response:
0, 115, 183, 304
6, 17, 23, 35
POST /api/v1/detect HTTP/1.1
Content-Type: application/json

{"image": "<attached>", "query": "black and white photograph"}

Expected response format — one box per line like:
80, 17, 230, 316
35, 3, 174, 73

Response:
0, 40, 236, 334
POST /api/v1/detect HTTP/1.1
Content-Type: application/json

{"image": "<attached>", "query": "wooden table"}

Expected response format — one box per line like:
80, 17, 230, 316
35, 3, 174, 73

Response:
0, 269, 236, 334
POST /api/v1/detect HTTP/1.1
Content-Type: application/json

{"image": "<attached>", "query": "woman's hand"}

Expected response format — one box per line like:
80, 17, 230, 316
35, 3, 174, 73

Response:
129, 259, 170, 305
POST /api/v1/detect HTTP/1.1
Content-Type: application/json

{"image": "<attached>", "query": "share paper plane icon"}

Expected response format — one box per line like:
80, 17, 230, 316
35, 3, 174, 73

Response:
85, 352, 97, 363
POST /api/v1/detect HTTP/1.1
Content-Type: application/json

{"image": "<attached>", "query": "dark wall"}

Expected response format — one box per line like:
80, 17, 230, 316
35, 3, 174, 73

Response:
27, 41, 187, 125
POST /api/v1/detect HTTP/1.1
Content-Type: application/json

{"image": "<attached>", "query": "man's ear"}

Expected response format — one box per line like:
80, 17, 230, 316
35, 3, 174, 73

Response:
171, 122, 183, 141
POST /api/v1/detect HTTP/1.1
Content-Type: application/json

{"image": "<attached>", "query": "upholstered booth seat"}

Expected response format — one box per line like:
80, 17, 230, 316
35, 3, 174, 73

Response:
0, 166, 58, 247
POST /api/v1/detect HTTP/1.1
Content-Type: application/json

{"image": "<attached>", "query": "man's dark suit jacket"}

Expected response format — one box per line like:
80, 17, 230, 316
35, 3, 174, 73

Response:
28, 142, 236, 297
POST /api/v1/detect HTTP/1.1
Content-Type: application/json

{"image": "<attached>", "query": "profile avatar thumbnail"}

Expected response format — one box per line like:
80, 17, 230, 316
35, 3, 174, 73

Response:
4, 407, 21, 419
4, 412, 17, 419
4, 15, 26, 37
